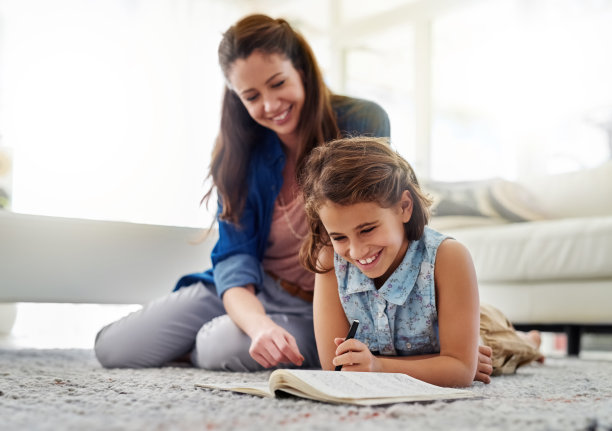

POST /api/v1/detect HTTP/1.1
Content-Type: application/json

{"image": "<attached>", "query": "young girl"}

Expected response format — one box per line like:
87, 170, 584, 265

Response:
299, 137, 542, 387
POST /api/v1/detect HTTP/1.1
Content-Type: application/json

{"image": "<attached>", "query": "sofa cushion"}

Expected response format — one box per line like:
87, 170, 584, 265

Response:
444, 216, 612, 282
429, 215, 508, 231
424, 179, 545, 222
426, 160, 612, 224
517, 160, 612, 219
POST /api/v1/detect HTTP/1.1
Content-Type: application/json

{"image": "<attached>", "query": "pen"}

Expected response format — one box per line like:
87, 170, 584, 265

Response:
335, 319, 360, 371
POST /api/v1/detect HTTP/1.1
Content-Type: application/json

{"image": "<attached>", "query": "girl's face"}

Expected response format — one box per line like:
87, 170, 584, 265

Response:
318, 192, 413, 285
228, 50, 305, 148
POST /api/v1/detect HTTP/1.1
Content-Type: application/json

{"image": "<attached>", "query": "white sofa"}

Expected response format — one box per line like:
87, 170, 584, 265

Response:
428, 161, 612, 355
2, 162, 611, 353
0, 211, 216, 333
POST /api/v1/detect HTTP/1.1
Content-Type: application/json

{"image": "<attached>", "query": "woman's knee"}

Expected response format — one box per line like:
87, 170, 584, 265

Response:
192, 315, 262, 372
94, 324, 132, 368
94, 283, 224, 368
193, 314, 319, 371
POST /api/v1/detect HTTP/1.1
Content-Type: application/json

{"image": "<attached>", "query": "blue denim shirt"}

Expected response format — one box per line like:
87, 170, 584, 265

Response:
335, 227, 449, 356
175, 95, 390, 297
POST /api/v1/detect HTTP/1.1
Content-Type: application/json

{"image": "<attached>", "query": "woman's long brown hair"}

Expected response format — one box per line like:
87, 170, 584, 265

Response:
203, 14, 340, 225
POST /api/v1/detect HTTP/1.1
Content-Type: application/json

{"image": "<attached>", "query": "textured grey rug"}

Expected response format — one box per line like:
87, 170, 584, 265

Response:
1, 349, 611, 431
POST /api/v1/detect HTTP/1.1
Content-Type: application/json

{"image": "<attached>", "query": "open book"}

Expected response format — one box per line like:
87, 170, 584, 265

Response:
196, 369, 476, 406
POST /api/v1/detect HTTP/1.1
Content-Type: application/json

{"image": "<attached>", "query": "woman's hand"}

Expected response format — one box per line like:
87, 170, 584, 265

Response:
332, 337, 381, 372
474, 344, 493, 384
222, 285, 304, 369
248, 317, 304, 368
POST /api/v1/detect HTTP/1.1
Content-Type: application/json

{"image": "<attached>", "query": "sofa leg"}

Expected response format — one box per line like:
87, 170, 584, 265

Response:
565, 325, 582, 356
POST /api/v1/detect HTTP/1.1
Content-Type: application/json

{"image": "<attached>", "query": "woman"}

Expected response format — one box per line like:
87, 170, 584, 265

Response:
94, 14, 390, 371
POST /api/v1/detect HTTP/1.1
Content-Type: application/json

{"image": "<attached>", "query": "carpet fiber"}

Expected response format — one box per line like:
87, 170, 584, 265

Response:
1, 349, 611, 430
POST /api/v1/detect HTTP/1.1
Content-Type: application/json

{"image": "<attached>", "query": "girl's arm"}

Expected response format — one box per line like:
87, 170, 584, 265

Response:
313, 246, 350, 370
223, 285, 304, 368
334, 239, 480, 387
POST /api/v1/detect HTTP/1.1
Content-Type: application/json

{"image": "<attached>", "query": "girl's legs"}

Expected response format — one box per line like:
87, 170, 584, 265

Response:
479, 303, 544, 375
94, 283, 224, 368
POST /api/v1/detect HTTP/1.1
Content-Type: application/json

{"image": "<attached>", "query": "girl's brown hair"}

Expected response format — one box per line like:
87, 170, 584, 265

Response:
299, 137, 433, 273
203, 14, 339, 225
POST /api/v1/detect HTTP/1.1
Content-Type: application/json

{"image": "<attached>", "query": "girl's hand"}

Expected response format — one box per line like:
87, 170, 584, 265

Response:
474, 344, 493, 384
332, 338, 381, 372
248, 319, 304, 368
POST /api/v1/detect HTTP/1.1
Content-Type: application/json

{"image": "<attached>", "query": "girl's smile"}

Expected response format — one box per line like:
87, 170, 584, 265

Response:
354, 249, 382, 271
318, 195, 413, 286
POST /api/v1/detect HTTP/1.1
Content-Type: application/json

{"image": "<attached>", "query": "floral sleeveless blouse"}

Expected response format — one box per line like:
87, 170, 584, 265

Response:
334, 227, 449, 356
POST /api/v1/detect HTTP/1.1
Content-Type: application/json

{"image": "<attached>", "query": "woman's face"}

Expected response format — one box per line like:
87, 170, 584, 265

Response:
228, 51, 305, 148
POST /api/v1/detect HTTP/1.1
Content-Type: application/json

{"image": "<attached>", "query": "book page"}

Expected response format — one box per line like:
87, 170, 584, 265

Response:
196, 381, 273, 397
276, 370, 473, 400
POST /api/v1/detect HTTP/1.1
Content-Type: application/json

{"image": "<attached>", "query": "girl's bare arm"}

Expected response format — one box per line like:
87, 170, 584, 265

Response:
313, 246, 350, 370
383, 239, 479, 386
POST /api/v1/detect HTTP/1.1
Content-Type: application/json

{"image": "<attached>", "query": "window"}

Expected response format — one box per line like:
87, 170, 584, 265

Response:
343, 25, 416, 166
5, 0, 608, 226
0, 0, 243, 227
431, 0, 612, 181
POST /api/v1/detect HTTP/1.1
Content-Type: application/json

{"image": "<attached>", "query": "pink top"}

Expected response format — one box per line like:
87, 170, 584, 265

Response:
262, 194, 315, 292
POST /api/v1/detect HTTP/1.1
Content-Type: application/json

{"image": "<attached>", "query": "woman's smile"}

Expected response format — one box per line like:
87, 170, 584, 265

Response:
269, 104, 292, 125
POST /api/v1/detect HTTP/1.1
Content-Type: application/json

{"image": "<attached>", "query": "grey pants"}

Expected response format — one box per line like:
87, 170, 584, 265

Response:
94, 273, 319, 371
